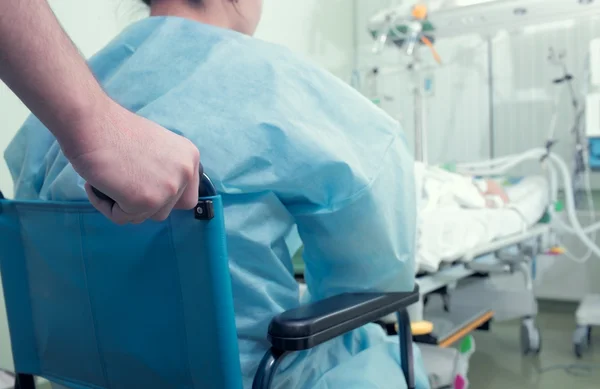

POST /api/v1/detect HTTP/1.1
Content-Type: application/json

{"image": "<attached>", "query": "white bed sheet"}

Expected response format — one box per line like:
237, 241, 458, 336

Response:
417, 175, 549, 273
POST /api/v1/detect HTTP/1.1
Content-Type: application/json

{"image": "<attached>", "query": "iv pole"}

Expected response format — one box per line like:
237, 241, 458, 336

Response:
368, 2, 439, 164
411, 55, 428, 163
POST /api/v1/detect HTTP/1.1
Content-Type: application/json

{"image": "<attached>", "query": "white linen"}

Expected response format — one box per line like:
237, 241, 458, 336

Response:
415, 163, 548, 273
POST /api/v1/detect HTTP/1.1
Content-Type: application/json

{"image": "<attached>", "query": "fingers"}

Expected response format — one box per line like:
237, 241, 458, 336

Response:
86, 183, 147, 225
150, 188, 182, 221
153, 164, 201, 220
85, 183, 114, 219
175, 163, 201, 210
85, 150, 202, 224
87, 182, 197, 224
174, 146, 202, 210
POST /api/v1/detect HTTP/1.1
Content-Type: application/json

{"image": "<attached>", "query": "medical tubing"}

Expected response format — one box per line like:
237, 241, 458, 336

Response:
540, 163, 595, 263
454, 149, 600, 262
457, 149, 544, 172
547, 153, 600, 261
456, 149, 544, 176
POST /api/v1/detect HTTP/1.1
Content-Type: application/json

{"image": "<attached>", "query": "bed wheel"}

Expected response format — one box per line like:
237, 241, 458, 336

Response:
574, 342, 584, 359
573, 325, 591, 359
521, 317, 541, 355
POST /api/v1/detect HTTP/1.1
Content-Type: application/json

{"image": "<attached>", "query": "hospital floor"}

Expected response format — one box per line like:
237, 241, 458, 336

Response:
467, 301, 599, 389
33, 303, 598, 389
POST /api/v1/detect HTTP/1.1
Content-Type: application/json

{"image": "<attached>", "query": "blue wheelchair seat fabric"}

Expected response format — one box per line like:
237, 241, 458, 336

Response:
0, 195, 243, 389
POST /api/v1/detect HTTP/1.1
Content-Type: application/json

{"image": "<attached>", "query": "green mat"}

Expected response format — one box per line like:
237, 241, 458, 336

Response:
292, 246, 305, 275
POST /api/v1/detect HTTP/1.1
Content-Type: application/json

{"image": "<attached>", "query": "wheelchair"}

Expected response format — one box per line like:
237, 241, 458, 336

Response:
0, 174, 418, 389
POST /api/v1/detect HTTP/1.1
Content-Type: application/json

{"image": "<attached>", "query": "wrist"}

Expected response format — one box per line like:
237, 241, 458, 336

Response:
54, 87, 115, 159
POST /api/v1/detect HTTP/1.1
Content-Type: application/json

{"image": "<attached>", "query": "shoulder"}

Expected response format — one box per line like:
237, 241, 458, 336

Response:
96, 18, 408, 205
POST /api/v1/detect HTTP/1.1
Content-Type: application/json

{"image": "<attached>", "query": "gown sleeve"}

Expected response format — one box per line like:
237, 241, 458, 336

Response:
291, 135, 417, 301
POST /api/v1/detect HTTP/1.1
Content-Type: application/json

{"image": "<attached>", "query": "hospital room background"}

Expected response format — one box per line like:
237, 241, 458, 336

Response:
2, 0, 600, 388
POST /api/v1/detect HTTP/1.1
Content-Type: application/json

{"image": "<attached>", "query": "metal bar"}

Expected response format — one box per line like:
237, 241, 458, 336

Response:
252, 348, 289, 389
417, 225, 549, 295
15, 374, 36, 389
397, 310, 415, 389
487, 35, 495, 159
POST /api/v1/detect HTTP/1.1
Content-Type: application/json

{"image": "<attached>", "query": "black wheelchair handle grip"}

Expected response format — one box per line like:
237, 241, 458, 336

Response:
90, 172, 216, 206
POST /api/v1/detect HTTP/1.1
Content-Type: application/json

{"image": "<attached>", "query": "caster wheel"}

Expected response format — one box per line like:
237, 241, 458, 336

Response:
573, 326, 590, 359
521, 318, 541, 355
575, 343, 584, 359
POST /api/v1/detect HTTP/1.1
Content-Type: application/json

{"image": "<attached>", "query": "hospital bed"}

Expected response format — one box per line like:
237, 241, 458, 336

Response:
409, 171, 550, 352
416, 174, 549, 274
417, 170, 550, 346
408, 224, 549, 353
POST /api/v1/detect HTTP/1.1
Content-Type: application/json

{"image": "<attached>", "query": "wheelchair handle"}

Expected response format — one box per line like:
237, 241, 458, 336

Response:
91, 172, 217, 206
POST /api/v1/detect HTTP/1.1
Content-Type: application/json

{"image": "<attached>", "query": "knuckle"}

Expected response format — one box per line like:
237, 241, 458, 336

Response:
180, 162, 195, 182
191, 144, 200, 162
165, 181, 180, 197
137, 189, 161, 210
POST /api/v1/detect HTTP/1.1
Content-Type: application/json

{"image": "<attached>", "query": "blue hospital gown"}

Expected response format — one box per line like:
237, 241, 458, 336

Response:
4, 17, 429, 389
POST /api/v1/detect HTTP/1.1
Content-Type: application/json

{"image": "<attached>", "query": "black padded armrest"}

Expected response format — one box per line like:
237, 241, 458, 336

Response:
268, 286, 419, 351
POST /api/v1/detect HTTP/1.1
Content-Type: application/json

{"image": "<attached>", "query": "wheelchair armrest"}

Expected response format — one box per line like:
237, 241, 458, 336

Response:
267, 286, 419, 351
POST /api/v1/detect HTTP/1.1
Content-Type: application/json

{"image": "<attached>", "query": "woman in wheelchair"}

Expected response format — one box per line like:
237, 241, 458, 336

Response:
4, 0, 429, 388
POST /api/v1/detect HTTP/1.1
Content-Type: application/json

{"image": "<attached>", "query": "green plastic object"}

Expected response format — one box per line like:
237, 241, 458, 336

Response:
440, 162, 457, 173
292, 245, 305, 275
459, 335, 474, 354
555, 200, 564, 212
539, 212, 551, 224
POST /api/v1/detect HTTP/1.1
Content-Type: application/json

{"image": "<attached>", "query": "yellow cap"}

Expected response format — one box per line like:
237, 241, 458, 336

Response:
396, 320, 434, 335
411, 321, 434, 335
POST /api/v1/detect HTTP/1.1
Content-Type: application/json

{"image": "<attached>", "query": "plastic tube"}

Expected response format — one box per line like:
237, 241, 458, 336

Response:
452, 149, 600, 263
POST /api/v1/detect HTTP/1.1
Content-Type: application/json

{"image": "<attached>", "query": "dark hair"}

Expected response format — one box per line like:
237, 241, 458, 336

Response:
142, 0, 204, 5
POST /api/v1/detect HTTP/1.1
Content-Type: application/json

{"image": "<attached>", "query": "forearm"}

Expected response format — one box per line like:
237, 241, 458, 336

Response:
0, 0, 107, 150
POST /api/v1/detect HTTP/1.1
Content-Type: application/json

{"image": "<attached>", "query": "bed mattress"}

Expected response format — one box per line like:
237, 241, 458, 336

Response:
417, 175, 549, 273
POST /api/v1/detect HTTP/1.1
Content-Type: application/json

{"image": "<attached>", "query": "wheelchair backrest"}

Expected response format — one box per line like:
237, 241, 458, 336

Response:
0, 182, 242, 389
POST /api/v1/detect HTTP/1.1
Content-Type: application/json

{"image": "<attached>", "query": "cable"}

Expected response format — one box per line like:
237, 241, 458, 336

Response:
537, 363, 600, 377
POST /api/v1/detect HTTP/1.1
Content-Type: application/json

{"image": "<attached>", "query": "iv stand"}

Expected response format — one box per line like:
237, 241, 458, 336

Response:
411, 53, 428, 164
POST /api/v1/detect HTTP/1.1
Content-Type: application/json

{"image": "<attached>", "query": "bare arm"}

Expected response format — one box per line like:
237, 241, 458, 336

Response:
0, 0, 201, 224
0, 0, 104, 150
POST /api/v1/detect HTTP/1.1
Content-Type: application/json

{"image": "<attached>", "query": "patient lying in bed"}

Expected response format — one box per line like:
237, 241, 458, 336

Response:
415, 162, 549, 273
415, 162, 509, 213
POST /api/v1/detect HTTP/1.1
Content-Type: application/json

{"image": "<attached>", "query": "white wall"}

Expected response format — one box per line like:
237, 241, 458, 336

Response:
0, 0, 354, 373
256, 0, 354, 80
491, 18, 600, 183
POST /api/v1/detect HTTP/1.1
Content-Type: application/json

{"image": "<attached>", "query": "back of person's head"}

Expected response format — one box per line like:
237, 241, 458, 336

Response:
141, 0, 263, 36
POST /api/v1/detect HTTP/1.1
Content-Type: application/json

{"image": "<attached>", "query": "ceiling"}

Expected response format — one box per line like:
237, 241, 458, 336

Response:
426, 0, 600, 37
